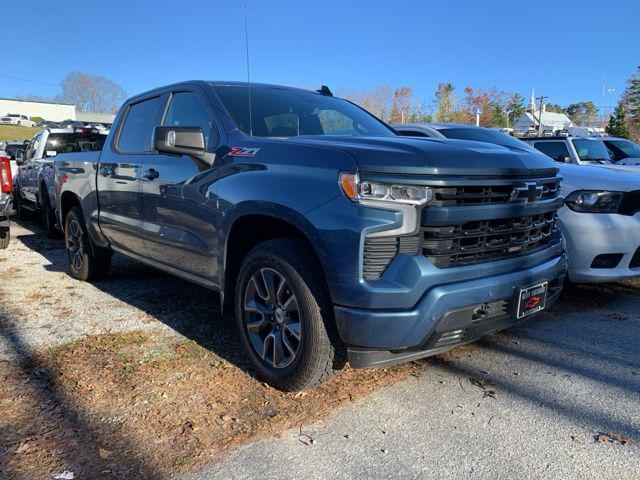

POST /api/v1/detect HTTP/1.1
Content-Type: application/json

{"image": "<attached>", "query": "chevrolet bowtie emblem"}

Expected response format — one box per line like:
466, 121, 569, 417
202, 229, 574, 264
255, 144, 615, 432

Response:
509, 182, 543, 203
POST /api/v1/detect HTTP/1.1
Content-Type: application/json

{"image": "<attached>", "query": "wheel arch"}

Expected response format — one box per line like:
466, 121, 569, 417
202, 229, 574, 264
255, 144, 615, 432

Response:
222, 206, 335, 314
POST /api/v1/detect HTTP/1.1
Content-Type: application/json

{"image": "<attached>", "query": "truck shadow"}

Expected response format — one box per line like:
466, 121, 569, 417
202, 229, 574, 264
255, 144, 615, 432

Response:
13, 221, 253, 374
0, 307, 166, 479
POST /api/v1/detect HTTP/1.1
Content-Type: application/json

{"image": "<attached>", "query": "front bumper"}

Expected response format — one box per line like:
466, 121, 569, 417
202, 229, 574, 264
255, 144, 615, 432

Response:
336, 254, 567, 368
559, 207, 640, 283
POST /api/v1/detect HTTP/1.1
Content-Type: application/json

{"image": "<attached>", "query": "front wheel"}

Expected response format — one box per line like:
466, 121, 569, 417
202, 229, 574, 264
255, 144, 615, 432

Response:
235, 238, 344, 391
64, 206, 111, 281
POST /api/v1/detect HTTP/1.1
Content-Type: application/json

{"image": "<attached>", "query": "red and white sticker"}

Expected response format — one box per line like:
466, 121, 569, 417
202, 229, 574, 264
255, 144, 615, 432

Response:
228, 146, 261, 157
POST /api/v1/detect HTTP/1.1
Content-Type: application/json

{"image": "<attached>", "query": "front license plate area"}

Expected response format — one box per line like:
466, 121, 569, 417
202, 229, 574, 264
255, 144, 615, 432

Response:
517, 282, 548, 319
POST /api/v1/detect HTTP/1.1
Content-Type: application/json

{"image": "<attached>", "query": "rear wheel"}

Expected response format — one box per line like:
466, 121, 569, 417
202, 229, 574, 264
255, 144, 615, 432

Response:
235, 238, 344, 391
13, 191, 28, 220
0, 229, 9, 249
41, 191, 60, 238
64, 206, 111, 281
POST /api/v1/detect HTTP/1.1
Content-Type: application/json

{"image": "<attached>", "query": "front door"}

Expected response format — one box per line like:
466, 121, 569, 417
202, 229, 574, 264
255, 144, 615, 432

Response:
141, 90, 221, 280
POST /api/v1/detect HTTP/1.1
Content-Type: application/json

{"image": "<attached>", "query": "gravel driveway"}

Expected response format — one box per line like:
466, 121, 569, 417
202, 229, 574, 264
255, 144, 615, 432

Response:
1, 220, 639, 479
185, 284, 640, 480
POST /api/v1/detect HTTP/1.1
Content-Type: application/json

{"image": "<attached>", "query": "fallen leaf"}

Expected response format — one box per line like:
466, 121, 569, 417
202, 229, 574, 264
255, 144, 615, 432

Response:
571, 435, 581, 443
98, 448, 112, 459
594, 432, 633, 446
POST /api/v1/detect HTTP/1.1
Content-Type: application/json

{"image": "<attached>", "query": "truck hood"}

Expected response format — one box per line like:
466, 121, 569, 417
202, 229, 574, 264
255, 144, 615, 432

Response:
557, 163, 640, 192
285, 135, 558, 176
596, 163, 640, 174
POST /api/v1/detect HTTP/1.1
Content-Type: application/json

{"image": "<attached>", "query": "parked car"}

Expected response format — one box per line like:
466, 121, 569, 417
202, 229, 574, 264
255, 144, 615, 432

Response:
13, 127, 107, 235
0, 113, 36, 127
54, 81, 567, 390
393, 123, 640, 283
602, 137, 640, 165
520, 136, 640, 175
0, 149, 13, 248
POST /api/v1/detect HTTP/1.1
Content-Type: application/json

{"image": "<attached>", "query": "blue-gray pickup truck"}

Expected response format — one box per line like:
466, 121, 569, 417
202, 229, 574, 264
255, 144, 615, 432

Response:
54, 81, 567, 390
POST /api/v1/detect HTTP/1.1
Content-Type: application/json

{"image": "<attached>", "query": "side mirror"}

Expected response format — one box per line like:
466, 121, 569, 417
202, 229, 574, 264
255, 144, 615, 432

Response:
154, 126, 206, 157
563, 156, 572, 164
16, 150, 24, 166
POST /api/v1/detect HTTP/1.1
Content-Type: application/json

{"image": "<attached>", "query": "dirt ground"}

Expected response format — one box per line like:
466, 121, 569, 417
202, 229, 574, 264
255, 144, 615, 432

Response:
1, 220, 638, 479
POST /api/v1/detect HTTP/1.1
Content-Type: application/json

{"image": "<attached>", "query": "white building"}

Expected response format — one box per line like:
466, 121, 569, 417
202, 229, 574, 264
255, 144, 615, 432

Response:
0, 97, 76, 121
514, 90, 573, 133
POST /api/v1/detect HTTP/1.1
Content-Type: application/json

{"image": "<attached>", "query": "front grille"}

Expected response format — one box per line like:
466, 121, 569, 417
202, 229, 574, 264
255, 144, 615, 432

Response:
430, 179, 560, 206
361, 177, 562, 279
619, 190, 640, 216
421, 212, 559, 268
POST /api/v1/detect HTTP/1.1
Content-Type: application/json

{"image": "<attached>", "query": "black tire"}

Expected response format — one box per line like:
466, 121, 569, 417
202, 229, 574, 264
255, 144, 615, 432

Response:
64, 206, 111, 281
0, 229, 9, 249
41, 190, 61, 238
13, 191, 28, 220
235, 238, 345, 391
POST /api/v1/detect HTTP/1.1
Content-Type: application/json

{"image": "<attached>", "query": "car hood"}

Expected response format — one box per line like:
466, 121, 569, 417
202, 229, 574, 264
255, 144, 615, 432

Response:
614, 157, 640, 166
595, 163, 640, 174
557, 163, 640, 192
285, 135, 558, 176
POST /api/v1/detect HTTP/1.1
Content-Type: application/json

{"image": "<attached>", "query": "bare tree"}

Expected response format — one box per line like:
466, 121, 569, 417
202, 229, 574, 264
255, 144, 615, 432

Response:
337, 86, 394, 121
57, 71, 127, 113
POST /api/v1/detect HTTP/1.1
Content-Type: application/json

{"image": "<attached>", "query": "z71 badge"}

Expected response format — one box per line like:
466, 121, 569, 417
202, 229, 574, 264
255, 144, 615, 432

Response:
228, 146, 261, 157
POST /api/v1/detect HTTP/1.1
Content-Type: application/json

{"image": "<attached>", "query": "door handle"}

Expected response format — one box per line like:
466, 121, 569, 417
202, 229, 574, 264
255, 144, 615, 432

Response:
143, 168, 159, 180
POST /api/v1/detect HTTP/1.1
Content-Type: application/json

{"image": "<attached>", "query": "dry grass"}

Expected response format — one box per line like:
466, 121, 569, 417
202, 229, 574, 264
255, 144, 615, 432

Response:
0, 125, 40, 143
0, 330, 422, 479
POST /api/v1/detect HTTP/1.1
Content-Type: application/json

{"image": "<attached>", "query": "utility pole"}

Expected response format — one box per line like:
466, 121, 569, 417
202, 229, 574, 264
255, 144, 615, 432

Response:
536, 95, 548, 135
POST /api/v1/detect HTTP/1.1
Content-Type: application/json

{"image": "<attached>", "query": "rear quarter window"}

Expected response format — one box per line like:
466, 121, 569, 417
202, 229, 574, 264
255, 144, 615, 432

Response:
117, 96, 162, 153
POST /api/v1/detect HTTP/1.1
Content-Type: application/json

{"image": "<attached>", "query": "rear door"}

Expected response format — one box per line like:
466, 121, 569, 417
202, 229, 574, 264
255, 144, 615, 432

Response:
140, 88, 221, 279
97, 95, 163, 256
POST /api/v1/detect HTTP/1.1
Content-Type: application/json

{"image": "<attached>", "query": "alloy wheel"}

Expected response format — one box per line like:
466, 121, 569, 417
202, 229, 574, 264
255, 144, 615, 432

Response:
243, 267, 302, 368
66, 219, 84, 271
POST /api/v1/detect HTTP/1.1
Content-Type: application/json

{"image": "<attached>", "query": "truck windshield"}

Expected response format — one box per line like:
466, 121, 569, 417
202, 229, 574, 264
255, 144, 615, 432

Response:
571, 139, 613, 163
214, 85, 394, 138
604, 139, 640, 161
46, 132, 106, 153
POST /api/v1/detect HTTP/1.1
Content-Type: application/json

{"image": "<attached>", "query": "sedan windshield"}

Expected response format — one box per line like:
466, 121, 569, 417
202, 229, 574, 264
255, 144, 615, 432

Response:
214, 85, 394, 138
571, 139, 613, 163
438, 127, 536, 150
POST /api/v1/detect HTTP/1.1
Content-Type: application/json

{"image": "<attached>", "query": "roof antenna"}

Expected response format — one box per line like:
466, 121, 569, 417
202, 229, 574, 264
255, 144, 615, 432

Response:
317, 85, 333, 96
244, 0, 253, 138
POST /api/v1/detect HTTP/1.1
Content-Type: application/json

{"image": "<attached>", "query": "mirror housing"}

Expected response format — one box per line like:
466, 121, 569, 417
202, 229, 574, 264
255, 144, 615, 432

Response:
15, 150, 24, 166
563, 156, 572, 164
154, 126, 206, 157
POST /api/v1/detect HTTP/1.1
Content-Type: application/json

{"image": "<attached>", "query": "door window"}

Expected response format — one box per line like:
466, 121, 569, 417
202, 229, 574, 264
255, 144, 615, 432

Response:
163, 92, 217, 147
117, 96, 162, 153
533, 141, 571, 162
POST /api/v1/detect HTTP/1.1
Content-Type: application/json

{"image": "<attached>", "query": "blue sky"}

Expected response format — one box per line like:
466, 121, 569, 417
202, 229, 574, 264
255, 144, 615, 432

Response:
3, 0, 638, 112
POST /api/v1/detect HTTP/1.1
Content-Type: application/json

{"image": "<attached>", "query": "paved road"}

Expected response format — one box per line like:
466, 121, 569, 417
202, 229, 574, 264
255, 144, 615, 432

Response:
183, 282, 640, 480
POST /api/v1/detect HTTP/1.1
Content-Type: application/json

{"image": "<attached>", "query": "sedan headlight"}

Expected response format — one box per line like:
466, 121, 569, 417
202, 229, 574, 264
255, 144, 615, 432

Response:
339, 172, 433, 205
565, 190, 624, 213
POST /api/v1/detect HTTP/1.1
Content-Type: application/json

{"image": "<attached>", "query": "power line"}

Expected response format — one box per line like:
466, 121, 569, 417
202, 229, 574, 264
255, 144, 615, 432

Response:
0, 74, 58, 87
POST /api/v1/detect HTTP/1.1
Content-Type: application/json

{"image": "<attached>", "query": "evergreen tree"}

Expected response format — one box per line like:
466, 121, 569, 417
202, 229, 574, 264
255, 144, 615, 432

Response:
506, 93, 525, 126
622, 66, 640, 140
605, 103, 631, 138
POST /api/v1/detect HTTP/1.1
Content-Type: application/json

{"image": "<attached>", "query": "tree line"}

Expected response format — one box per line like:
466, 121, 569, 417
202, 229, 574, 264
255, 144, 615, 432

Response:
17, 71, 126, 114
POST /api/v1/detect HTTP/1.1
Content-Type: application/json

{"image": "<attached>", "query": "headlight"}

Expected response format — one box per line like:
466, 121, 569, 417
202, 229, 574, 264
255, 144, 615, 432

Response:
339, 172, 433, 205
565, 190, 623, 213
